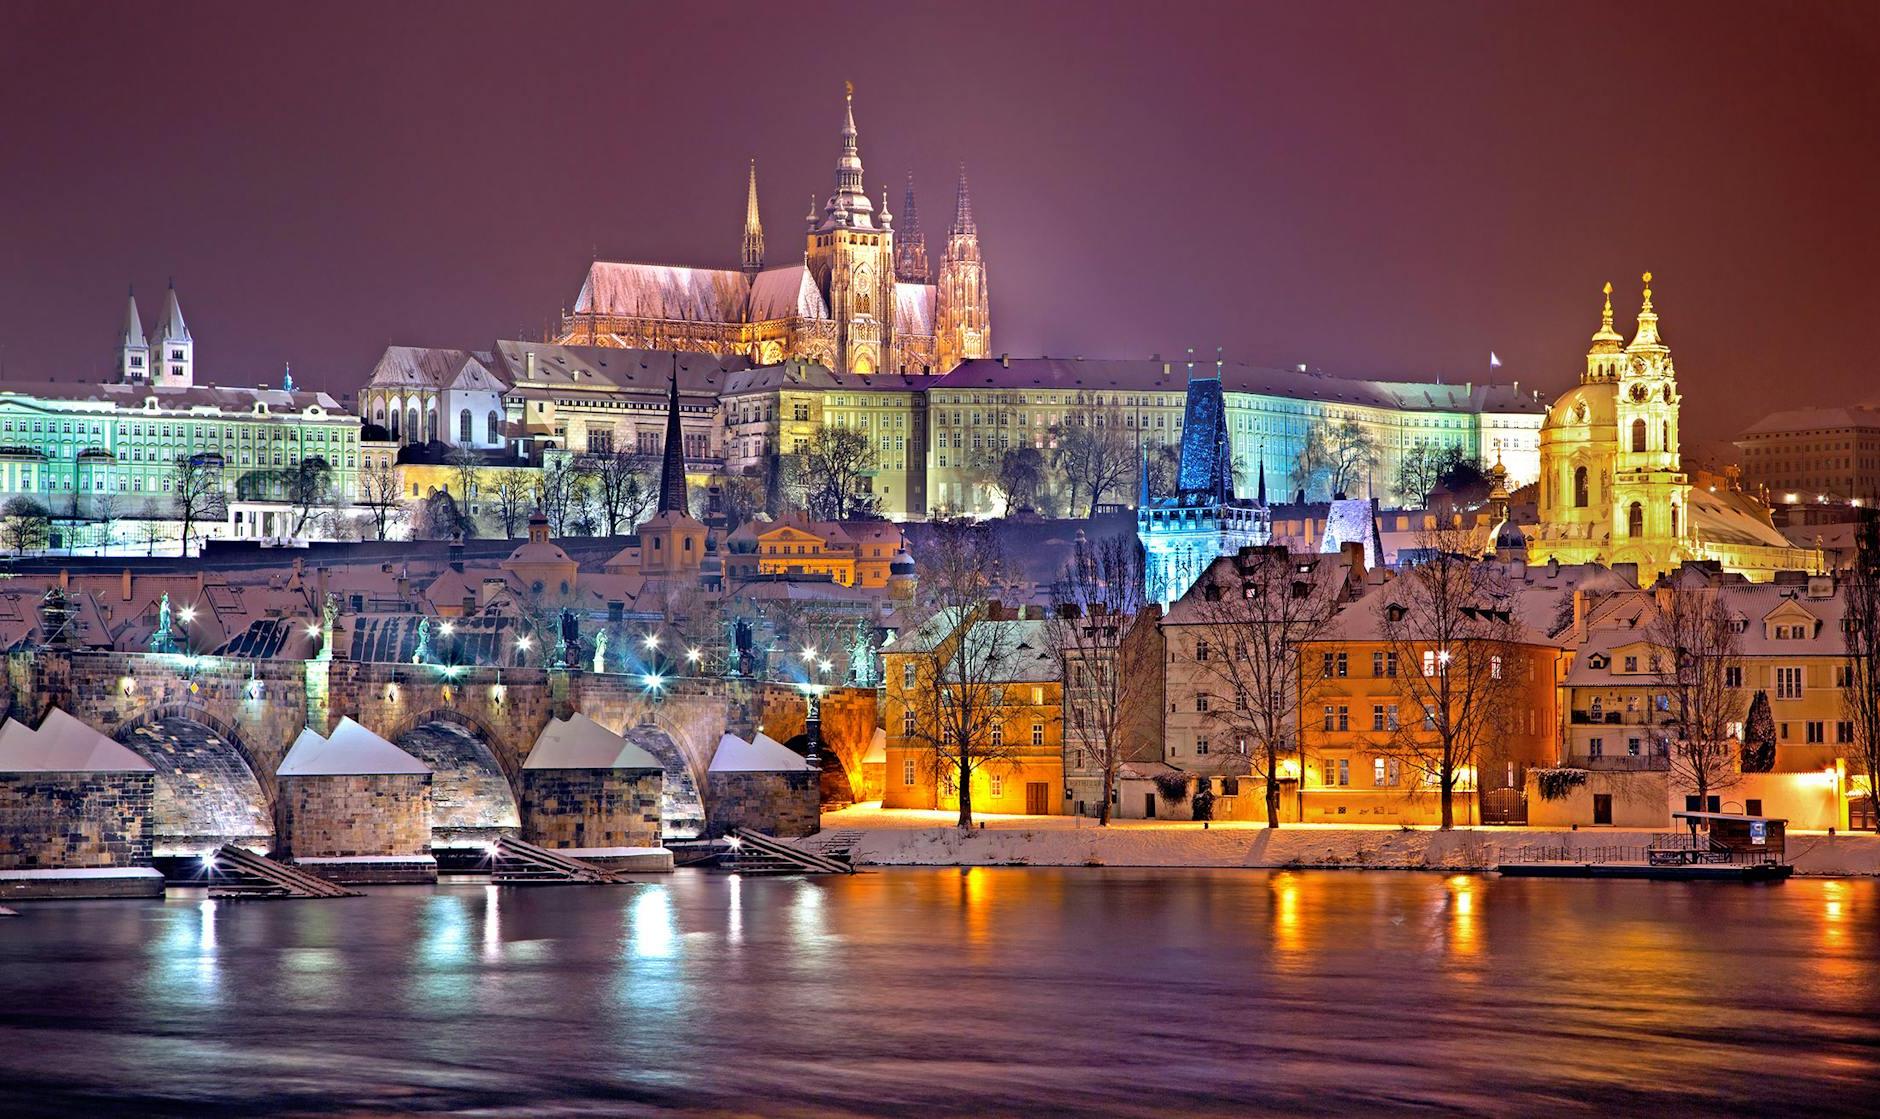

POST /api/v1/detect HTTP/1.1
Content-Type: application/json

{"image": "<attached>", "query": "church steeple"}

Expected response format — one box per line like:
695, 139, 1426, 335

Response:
820, 81, 875, 230
149, 280, 193, 387
741, 159, 765, 278
657, 359, 688, 515
894, 171, 929, 282
1627, 270, 1666, 354
934, 163, 990, 372
117, 286, 149, 383
1584, 280, 1625, 383
949, 163, 977, 237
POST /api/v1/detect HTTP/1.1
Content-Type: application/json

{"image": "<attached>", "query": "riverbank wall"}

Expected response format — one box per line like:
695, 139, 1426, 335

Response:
826, 824, 1880, 876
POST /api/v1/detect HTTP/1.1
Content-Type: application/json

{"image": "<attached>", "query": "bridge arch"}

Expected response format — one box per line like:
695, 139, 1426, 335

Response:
114, 704, 275, 853
385, 707, 521, 842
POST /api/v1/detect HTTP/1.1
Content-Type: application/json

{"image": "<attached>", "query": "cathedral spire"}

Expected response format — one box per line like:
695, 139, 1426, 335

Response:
741, 159, 765, 277
120, 286, 144, 349
1627, 270, 1665, 352
657, 358, 688, 515
895, 170, 929, 282
950, 163, 977, 237
821, 81, 874, 230
117, 286, 149, 384
1257, 446, 1268, 506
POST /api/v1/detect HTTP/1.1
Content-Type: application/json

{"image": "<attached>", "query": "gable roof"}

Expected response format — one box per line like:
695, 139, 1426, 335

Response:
524, 714, 663, 771
278, 718, 430, 777
0, 708, 153, 773
709, 731, 811, 773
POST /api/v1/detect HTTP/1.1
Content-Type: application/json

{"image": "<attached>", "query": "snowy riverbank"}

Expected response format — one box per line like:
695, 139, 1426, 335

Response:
813, 807, 1880, 875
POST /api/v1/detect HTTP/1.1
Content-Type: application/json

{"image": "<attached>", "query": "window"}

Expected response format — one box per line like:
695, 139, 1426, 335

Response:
990, 724, 1003, 747
1725, 666, 1743, 688
1836, 665, 1854, 688
1032, 723, 1044, 746
1195, 693, 1209, 713
1838, 721, 1854, 744
1372, 651, 1397, 678
1573, 465, 1588, 507
1373, 758, 1400, 787
487, 411, 501, 444
1334, 652, 1348, 677
1627, 737, 1641, 756
1776, 666, 1803, 700
1589, 736, 1604, 757
1627, 502, 1644, 538
1623, 655, 1638, 673
903, 662, 916, 689
902, 758, 916, 786
1422, 650, 1437, 677
1196, 738, 1209, 755
1031, 686, 1045, 705
1337, 759, 1350, 786
1197, 641, 1210, 662
1336, 705, 1349, 731
989, 774, 1003, 798
1806, 721, 1825, 744
1323, 705, 1336, 732
903, 710, 916, 735
1491, 655, 1503, 680
1422, 704, 1437, 731
458, 410, 472, 443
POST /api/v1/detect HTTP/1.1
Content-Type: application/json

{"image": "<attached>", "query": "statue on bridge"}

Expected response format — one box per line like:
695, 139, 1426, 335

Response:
148, 592, 178, 655
412, 617, 433, 665
593, 628, 609, 674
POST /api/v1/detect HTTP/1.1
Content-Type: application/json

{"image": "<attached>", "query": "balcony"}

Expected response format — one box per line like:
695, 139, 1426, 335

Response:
1569, 754, 1670, 772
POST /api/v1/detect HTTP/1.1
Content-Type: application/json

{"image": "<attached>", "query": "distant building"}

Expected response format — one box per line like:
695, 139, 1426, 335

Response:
1735, 404, 1880, 506
555, 87, 990, 377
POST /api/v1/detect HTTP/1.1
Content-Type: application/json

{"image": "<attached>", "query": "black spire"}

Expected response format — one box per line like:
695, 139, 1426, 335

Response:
657, 357, 688, 514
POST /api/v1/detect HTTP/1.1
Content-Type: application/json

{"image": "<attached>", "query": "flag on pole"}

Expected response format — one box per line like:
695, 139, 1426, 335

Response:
1489, 351, 1502, 369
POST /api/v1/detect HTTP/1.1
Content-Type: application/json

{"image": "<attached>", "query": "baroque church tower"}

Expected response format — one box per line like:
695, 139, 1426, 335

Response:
1609, 272, 1688, 563
934, 166, 991, 371
804, 83, 898, 375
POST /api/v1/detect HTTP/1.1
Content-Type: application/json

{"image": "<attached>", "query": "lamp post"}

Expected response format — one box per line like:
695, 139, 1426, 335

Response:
801, 681, 825, 772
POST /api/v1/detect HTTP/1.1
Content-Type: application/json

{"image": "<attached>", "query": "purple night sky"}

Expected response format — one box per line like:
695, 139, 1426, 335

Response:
1, 1, 1874, 442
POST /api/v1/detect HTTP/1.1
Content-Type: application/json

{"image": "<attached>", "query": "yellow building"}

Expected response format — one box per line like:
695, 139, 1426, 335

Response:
1529, 276, 1816, 582
881, 606, 1065, 816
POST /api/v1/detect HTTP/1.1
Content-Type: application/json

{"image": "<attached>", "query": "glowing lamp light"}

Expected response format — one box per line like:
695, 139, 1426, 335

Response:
726, 835, 744, 850
642, 673, 665, 690
305, 624, 322, 638
441, 664, 461, 679
178, 606, 197, 624
801, 645, 817, 660
686, 648, 701, 664
385, 684, 399, 702
643, 634, 660, 650
819, 658, 833, 673
119, 676, 135, 695
491, 683, 507, 703
440, 621, 456, 636
515, 635, 534, 651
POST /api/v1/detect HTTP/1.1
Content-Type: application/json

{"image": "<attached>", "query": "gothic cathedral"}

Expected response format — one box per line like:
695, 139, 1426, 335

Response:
557, 86, 990, 376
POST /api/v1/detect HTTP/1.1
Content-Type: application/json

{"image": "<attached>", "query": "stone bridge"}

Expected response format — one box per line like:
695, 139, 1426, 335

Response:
4, 649, 809, 853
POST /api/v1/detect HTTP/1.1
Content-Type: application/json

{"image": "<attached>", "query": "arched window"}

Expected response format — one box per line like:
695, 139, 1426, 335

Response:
487, 411, 501, 445
1662, 421, 1670, 451
459, 409, 472, 443
405, 406, 419, 444
372, 401, 385, 427
1631, 418, 1647, 453
1573, 466, 1589, 508
387, 406, 399, 439
1628, 502, 1644, 538
427, 408, 439, 443
1671, 505, 1680, 538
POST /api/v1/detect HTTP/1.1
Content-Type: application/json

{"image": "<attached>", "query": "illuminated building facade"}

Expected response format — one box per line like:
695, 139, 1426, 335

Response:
1530, 276, 1815, 583
556, 87, 990, 376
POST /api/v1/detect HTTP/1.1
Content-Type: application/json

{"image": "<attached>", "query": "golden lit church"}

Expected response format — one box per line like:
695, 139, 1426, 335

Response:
555, 85, 989, 376
1527, 274, 1817, 583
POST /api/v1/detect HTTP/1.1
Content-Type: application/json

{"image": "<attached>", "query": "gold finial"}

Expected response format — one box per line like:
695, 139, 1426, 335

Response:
1601, 281, 1614, 328
845, 80, 854, 98
1641, 270, 1653, 312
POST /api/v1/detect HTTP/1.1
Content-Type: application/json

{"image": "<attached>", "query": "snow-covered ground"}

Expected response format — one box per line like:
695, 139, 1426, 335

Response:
816, 805, 1880, 875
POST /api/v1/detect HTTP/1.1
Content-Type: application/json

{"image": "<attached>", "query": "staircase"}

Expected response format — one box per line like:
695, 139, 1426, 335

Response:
800, 829, 865, 865
729, 829, 855, 875
207, 845, 360, 900
490, 835, 620, 885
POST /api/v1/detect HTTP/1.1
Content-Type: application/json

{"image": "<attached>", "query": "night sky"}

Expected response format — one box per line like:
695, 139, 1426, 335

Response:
1, 1, 1874, 443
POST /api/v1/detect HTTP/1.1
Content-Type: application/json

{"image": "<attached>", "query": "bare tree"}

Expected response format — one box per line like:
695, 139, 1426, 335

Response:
1647, 576, 1746, 809
169, 454, 227, 557
357, 460, 405, 541
136, 500, 165, 556
1375, 527, 1521, 828
1140, 442, 1181, 502
283, 455, 334, 537
582, 449, 658, 535
1297, 419, 1379, 500
486, 468, 534, 538
90, 491, 123, 556
0, 497, 51, 555
1185, 546, 1342, 827
1844, 512, 1880, 831
1048, 536, 1155, 824
1049, 408, 1135, 517
897, 522, 1023, 828
974, 446, 1047, 516
789, 428, 880, 520
533, 456, 580, 535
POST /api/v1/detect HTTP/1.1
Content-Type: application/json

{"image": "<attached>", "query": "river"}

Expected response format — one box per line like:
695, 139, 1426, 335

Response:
0, 869, 1875, 1117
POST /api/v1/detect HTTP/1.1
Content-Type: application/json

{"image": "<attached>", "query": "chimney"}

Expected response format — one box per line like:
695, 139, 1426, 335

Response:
1340, 539, 1367, 587
525, 350, 537, 379
1571, 588, 1590, 642
999, 353, 1009, 368
449, 534, 465, 572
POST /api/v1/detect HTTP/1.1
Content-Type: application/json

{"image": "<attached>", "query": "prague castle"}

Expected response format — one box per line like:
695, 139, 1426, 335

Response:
556, 86, 991, 377
1528, 275, 1816, 582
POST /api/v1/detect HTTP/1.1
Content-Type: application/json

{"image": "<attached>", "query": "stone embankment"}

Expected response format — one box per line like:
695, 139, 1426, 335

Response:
811, 810, 1880, 875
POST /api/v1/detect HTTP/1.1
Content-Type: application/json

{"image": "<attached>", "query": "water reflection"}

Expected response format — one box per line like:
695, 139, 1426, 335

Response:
7, 870, 1878, 1117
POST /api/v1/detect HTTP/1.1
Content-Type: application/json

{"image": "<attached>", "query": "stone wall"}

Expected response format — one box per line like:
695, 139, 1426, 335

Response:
706, 771, 820, 838
521, 768, 664, 849
0, 772, 154, 868
279, 773, 432, 858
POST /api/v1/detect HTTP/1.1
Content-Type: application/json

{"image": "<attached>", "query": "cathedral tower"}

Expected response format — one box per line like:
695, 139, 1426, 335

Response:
805, 83, 896, 375
149, 280, 193, 388
934, 165, 990, 372
1609, 271, 1688, 565
117, 287, 149, 383
894, 171, 929, 282
741, 159, 765, 278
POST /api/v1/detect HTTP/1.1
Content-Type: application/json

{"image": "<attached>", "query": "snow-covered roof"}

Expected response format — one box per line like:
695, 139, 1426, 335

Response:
524, 713, 663, 771
0, 708, 153, 773
709, 731, 811, 773
893, 282, 936, 337
862, 727, 886, 764
750, 265, 830, 321
574, 261, 750, 322
278, 717, 430, 777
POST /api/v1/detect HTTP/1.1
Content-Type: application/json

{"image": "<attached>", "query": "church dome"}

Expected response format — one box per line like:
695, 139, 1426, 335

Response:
1544, 381, 1618, 435
1496, 518, 1529, 551
889, 550, 916, 576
